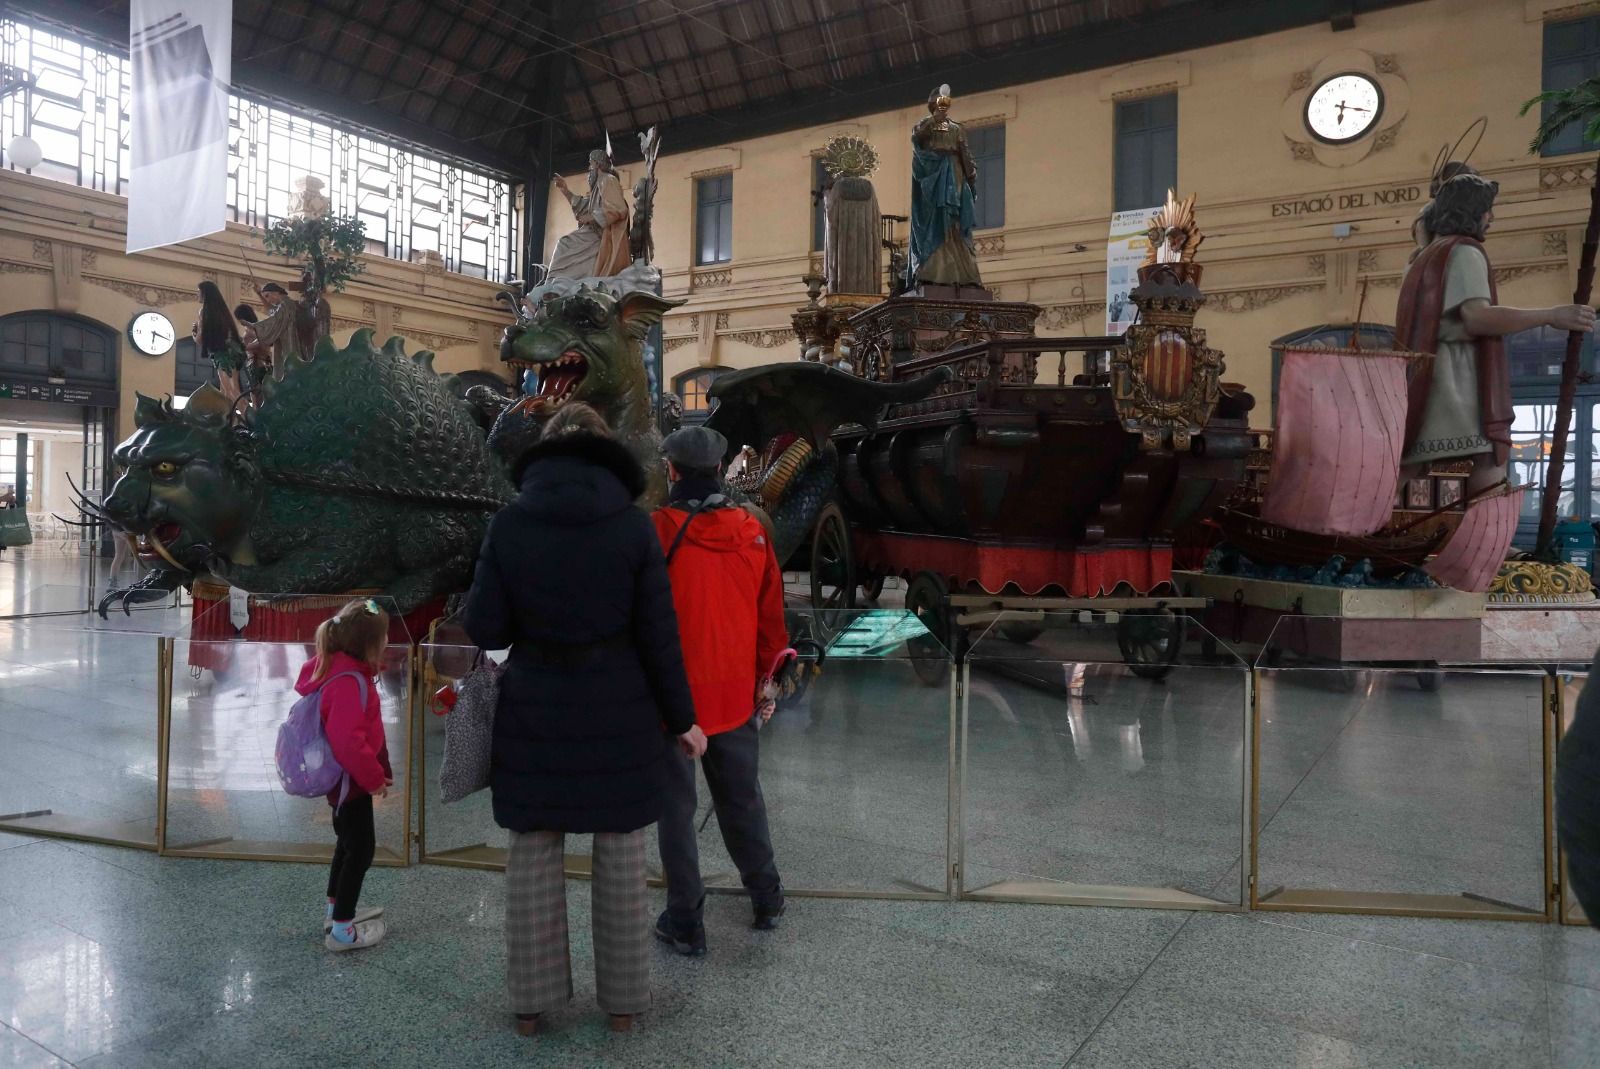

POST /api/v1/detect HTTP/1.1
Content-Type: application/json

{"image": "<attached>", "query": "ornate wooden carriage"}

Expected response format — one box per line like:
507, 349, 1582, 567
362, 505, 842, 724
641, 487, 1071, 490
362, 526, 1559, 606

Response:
795, 268, 1254, 676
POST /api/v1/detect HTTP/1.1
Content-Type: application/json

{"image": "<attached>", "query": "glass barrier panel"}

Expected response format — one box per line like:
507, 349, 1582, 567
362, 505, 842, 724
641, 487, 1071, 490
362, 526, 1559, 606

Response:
421, 608, 955, 899
164, 637, 413, 865
0, 621, 165, 849
1255, 617, 1548, 921
1559, 669, 1592, 927
2, 582, 187, 631
962, 610, 1250, 909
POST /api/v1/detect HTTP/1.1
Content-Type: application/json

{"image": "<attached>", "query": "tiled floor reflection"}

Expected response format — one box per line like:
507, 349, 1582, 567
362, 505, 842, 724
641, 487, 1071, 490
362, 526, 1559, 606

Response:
0, 832, 1596, 1068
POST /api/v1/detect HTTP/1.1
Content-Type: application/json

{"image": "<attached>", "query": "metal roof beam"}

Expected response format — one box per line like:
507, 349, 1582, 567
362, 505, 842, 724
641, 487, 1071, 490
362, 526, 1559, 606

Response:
555, 0, 1425, 171
13, 0, 526, 174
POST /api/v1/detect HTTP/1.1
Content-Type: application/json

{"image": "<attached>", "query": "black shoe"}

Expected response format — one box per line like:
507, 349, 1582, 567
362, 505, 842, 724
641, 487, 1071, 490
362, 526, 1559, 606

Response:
752, 892, 786, 931
654, 909, 706, 956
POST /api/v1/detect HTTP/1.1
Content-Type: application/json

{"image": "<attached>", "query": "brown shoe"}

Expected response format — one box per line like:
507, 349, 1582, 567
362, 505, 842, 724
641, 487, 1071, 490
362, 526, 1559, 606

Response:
608, 1014, 634, 1033
514, 1014, 541, 1037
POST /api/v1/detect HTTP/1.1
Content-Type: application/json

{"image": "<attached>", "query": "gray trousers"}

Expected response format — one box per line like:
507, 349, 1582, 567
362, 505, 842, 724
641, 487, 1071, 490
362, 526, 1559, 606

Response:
658, 718, 781, 921
506, 828, 650, 1016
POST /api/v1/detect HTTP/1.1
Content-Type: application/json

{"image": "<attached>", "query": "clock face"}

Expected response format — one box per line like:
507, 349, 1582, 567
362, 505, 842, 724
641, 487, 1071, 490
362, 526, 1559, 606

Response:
129, 311, 175, 357
1305, 73, 1384, 145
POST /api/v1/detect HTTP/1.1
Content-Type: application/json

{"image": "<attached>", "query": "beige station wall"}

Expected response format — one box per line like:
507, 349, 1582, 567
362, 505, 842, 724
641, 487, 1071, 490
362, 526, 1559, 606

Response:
0, 169, 511, 444
546, 0, 1600, 415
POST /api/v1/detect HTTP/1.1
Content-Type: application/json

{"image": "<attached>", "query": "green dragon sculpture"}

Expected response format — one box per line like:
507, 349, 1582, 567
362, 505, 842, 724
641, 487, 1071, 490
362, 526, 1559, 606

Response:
94, 276, 682, 616
92, 268, 942, 617
95, 331, 513, 615
488, 273, 680, 503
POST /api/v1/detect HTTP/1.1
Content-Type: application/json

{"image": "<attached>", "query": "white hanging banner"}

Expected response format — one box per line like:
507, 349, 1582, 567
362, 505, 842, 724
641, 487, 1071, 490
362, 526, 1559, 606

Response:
127, 0, 231, 253
1105, 207, 1158, 336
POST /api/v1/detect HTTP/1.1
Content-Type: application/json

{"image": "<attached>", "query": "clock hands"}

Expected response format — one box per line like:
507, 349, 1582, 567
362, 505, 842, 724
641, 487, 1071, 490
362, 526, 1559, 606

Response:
1334, 100, 1372, 126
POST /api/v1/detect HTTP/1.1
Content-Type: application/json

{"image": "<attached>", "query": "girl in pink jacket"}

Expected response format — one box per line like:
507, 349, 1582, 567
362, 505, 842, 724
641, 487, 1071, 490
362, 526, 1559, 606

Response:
295, 599, 392, 952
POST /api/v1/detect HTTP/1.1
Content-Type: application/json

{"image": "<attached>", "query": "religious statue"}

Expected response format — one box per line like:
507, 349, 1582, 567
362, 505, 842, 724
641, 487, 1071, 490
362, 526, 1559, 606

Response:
629, 126, 661, 266
549, 148, 631, 280
1399, 174, 1593, 494
1144, 190, 1203, 267
288, 175, 331, 221
907, 84, 982, 290
821, 135, 883, 296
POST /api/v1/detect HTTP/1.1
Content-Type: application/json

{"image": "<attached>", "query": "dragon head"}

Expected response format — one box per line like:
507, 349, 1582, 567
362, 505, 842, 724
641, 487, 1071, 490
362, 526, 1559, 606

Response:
500, 280, 679, 433
100, 387, 260, 575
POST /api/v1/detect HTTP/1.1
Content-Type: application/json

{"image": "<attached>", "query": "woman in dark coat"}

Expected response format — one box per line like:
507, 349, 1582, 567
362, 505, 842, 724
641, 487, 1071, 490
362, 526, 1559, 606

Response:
462, 402, 705, 1036
1559, 648, 1600, 928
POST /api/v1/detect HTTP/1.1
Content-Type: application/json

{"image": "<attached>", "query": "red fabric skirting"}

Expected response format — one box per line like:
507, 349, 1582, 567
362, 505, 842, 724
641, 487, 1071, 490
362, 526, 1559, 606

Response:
187, 588, 448, 672
854, 531, 1172, 597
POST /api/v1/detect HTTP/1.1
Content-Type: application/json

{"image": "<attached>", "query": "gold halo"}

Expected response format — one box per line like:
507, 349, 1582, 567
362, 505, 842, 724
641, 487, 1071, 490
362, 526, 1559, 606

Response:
821, 135, 879, 179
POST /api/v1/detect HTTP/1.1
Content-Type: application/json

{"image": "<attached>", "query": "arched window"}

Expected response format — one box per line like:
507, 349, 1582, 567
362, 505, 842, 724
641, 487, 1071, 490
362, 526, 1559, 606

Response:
674, 368, 728, 425
0, 312, 117, 384
1269, 322, 1396, 407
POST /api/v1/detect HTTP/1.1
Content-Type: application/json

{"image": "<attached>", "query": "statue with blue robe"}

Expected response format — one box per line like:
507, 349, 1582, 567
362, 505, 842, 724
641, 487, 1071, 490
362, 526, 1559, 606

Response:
907, 85, 983, 289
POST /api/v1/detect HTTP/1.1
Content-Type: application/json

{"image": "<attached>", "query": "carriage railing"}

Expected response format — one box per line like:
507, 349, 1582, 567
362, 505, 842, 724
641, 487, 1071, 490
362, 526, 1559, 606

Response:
891, 336, 1127, 399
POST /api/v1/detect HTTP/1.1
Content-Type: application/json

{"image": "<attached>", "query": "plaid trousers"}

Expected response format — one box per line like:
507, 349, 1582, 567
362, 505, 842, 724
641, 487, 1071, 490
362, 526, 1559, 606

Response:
505, 828, 651, 1016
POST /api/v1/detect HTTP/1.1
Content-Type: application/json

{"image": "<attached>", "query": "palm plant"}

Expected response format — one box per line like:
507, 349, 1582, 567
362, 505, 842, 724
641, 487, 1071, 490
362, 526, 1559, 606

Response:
1521, 78, 1600, 557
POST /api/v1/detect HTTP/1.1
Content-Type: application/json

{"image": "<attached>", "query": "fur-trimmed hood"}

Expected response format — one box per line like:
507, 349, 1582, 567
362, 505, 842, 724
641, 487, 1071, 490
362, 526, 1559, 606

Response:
514, 431, 649, 525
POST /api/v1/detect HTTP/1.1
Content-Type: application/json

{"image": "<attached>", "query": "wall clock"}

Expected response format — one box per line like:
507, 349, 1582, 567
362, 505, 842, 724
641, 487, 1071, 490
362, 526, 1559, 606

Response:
128, 311, 175, 357
1279, 50, 1410, 167
1305, 73, 1384, 144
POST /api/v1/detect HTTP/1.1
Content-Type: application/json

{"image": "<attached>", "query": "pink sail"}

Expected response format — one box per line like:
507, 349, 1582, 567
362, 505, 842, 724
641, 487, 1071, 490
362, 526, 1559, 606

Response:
1424, 487, 1522, 593
1259, 346, 1410, 538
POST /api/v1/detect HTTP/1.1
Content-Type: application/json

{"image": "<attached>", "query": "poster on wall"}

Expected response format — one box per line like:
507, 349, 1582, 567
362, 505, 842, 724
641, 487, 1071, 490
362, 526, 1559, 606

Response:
1106, 207, 1157, 335
127, 0, 232, 253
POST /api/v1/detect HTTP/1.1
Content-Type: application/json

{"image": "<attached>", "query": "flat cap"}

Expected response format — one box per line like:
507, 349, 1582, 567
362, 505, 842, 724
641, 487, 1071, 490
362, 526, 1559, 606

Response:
662, 425, 728, 470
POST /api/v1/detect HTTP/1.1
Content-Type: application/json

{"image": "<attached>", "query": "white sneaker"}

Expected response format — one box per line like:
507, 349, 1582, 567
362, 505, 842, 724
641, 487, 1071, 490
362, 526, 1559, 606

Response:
323, 905, 384, 933
325, 917, 387, 952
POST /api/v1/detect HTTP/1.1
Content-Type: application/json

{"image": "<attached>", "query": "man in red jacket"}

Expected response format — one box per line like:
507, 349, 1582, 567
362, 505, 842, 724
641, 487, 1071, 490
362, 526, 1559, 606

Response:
652, 425, 789, 956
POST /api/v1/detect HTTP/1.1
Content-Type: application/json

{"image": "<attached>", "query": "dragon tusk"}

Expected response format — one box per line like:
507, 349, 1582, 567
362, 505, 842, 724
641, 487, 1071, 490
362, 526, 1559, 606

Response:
143, 528, 191, 574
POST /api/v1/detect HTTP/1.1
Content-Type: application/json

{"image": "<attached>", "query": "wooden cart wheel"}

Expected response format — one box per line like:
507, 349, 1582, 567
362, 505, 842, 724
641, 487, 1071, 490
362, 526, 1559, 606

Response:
905, 571, 956, 687
1116, 609, 1186, 681
858, 573, 886, 603
808, 503, 856, 644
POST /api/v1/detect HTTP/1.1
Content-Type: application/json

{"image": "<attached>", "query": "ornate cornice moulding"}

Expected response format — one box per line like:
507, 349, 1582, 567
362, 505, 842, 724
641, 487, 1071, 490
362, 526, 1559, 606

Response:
721, 328, 796, 348
1205, 283, 1324, 314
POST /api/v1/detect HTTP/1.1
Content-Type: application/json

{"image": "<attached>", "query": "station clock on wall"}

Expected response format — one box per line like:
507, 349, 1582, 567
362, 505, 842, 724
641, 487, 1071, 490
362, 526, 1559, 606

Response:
128, 311, 176, 356
1304, 73, 1384, 145
1279, 50, 1409, 167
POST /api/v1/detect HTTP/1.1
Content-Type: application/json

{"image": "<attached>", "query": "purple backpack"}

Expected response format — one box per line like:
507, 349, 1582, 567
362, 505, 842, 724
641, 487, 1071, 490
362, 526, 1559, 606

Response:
275, 671, 368, 803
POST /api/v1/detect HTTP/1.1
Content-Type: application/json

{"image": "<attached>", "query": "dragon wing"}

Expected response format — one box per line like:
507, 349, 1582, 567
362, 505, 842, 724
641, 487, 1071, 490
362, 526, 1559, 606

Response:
705, 363, 954, 458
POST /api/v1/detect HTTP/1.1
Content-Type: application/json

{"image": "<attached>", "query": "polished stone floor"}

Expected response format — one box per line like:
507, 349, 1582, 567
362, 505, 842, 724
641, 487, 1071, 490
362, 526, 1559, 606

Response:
1, 831, 1599, 1068
1, 551, 1598, 1065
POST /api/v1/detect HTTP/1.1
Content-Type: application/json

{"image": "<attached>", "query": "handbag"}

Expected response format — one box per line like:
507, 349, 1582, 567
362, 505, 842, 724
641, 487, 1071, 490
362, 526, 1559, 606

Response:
0, 508, 31, 548
438, 653, 503, 804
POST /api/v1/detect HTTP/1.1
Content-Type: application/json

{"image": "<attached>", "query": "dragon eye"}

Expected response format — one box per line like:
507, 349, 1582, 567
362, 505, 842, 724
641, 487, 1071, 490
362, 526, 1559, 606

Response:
153, 461, 180, 478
